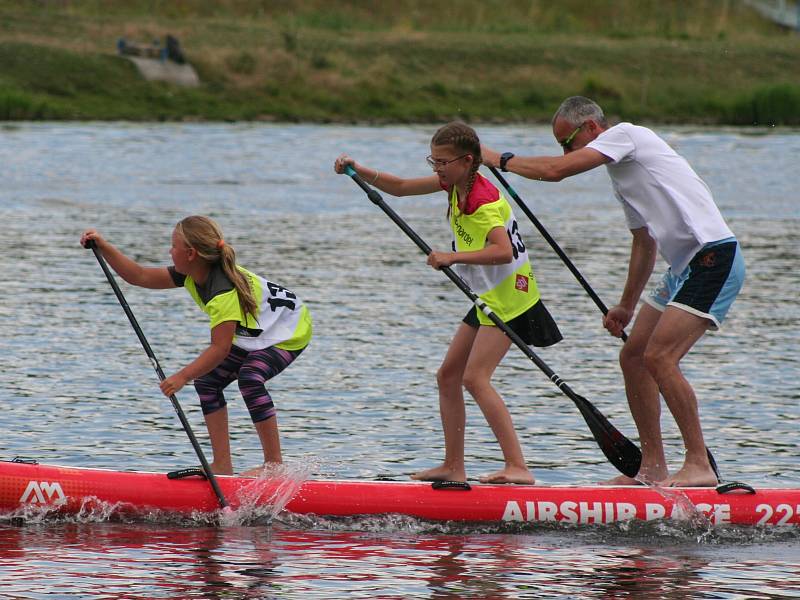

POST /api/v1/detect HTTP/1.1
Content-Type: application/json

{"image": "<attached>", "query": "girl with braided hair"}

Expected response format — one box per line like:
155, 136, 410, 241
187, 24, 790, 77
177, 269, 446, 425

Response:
335, 122, 560, 484
80, 216, 312, 476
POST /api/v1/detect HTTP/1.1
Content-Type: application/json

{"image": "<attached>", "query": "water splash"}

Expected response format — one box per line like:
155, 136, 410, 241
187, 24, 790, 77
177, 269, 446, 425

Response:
222, 458, 319, 527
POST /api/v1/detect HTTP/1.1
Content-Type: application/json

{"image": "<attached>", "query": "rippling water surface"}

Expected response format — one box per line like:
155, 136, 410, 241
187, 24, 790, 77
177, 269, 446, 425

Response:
1, 123, 799, 598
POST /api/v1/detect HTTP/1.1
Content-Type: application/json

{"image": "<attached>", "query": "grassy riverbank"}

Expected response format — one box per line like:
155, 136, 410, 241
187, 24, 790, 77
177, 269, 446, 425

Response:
1, 0, 799, 124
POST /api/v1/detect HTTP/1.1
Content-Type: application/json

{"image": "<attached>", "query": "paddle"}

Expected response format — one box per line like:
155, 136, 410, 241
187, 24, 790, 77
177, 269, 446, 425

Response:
488, 166, 627, 342
489, 167, 722, 483
343, 165, 642, 478
85, 240, 230, 509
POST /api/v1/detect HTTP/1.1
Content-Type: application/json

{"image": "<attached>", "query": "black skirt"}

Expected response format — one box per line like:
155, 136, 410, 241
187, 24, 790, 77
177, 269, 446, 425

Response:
463, 300, 562, 347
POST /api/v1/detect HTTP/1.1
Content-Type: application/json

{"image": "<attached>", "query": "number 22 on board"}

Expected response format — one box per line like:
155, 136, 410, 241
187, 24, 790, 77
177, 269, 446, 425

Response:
755, 503, 800, 526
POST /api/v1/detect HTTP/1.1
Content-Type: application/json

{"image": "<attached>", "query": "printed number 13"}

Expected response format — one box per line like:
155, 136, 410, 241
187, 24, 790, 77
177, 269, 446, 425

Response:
507, 220, 525, 260
267, 281, 296, 311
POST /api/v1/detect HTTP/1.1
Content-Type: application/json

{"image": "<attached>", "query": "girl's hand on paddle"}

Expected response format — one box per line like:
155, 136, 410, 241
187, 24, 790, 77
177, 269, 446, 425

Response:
160, 373, 188, 397
603, 305, 633, 338
80, 229, 106, 249
334, 153, 357, 174
427, 251, 455, 270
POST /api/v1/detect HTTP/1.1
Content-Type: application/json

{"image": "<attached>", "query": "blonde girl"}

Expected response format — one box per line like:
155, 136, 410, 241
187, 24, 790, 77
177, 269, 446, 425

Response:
80, 216, 312, 476
335, 122, 560, 484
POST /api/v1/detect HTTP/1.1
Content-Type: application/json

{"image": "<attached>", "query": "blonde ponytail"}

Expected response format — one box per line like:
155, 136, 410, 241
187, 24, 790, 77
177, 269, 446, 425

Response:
175, 216, 258, 321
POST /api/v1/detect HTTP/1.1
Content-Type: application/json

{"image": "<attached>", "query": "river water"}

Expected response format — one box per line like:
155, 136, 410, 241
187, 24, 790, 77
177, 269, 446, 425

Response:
0, 122, 798, 598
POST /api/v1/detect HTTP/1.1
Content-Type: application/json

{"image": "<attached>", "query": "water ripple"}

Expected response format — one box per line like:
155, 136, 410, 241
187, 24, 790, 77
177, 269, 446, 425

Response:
0, 123, 798, 597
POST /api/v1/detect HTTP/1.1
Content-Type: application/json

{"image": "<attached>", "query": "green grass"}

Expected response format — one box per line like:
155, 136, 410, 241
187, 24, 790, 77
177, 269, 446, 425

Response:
1, 0, 799, 124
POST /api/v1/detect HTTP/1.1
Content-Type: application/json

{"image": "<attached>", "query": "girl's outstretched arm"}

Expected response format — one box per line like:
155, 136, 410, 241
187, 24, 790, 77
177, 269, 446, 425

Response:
80, 229, 175, 289
334, 153, 440, 197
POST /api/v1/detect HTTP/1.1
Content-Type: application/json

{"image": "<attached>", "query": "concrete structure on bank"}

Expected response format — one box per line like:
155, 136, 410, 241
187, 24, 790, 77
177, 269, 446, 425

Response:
117, 35, 200, 88
744, 0, 800, 30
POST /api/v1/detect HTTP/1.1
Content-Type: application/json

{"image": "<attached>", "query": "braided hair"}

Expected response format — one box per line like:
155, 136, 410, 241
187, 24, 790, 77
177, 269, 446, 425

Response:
430, 121, 482, 215
174, 215, 258, 321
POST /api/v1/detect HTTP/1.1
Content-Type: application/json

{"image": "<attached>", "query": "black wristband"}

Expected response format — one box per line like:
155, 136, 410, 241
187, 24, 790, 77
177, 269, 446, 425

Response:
500, 152, 514, 172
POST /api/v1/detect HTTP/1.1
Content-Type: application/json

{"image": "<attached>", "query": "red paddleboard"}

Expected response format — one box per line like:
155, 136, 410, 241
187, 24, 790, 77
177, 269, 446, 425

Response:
2, 459, 798, 527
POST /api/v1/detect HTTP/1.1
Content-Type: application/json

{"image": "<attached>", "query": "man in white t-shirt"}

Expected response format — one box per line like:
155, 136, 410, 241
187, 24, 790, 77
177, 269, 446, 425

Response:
484, 96, 745, 487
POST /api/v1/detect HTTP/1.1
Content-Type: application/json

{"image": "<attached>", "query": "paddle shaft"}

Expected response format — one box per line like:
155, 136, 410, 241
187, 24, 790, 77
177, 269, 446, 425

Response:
87, 242, 229, 508
344, 166, 641, 477
489, 166, 627, 342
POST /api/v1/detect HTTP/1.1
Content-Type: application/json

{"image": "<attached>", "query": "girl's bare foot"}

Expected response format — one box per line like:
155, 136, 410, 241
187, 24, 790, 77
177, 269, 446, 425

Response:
410, 464, 467, 483
478, 466, 535, 485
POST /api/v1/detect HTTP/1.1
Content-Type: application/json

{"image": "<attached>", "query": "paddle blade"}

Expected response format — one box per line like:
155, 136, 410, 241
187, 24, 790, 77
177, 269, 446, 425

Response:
573, 394, 641, 478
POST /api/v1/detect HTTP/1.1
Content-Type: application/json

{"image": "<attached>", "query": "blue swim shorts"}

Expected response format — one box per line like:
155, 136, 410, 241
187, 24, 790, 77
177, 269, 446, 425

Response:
644, 237, 745, 330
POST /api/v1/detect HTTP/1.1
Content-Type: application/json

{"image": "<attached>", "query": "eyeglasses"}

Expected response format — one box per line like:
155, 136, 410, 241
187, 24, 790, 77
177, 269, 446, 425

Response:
426, 154, 468, 169
559, 123, 584, 151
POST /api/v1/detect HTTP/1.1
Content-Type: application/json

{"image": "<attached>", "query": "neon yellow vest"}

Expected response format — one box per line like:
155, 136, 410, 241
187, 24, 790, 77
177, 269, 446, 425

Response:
184, 266, 312, 351
449, 180, 541, 325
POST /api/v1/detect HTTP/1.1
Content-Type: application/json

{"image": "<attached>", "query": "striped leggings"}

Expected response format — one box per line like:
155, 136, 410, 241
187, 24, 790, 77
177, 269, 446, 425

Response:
193, 344, 304, 423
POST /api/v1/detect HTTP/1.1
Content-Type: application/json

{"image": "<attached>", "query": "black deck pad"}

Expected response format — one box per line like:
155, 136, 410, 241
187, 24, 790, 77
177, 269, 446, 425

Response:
716, 481, 756, 494
431, 480, 472, 491
166, 467, 208, 480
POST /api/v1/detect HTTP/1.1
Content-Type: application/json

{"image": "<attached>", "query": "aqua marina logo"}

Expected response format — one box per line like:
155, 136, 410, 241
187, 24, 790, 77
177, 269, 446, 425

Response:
19, 480, 65, 504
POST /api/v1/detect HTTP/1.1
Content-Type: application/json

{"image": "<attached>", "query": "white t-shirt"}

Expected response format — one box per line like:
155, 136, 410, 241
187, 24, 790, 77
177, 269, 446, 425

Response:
587, 122, 733, 273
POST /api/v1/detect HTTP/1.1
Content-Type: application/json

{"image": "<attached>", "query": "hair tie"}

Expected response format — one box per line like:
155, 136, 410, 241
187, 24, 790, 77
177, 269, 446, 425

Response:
216, 239, 225, 250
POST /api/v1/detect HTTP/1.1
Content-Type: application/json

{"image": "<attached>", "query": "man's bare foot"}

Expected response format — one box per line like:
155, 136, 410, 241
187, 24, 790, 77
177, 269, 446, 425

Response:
410, 465, 466, 483
600, 463, 667, 486
658, 464, 719, 488
478, 467, 535, 485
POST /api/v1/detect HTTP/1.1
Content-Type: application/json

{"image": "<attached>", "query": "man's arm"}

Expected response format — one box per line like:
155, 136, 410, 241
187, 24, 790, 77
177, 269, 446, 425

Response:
603, 227, 657, 337
483, 146, 610, 182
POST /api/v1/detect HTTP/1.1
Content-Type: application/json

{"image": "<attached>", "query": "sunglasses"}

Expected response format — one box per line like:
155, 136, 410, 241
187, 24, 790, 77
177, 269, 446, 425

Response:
559, 123, 584, 151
